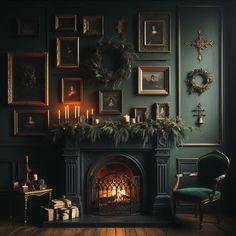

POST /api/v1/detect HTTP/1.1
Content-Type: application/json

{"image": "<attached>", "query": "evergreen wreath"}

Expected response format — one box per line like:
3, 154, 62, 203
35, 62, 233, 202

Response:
186, 68, 213, 95
87, 36, 136, 87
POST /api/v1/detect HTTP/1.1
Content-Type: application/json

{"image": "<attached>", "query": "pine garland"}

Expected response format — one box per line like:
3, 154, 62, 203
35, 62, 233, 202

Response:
50, 117, 190, 147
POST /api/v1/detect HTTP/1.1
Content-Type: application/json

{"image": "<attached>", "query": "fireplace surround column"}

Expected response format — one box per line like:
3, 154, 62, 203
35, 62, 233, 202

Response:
63, 147, 82, 213
153, 134, 172, 219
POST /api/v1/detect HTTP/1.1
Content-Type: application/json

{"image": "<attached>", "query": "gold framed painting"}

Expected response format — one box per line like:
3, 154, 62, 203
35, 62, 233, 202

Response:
139, 12, 171, 52
138, 66, 170, 95
156, 102, 170, 120
83, 16, 104, 36
56, 37, 79, 68
14, 109, 49, 136
61, 78, 83, 104
55, 15, 77, 31
8, 52, 49, 106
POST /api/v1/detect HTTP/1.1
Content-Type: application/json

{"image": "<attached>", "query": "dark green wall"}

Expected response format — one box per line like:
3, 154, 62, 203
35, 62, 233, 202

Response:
0, 0, 235, 216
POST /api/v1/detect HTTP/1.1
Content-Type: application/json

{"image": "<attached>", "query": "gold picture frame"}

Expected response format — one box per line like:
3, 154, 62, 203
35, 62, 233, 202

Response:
83, 16, 104, 36
156, 103, 170, 120
139, 12, 171, 52
61, 78, 83, 104
56, 37, 79, 68
14, 109, 49, 136
55, 15, 77, 31
8, 52, 49, 106
138, 66, 170, 95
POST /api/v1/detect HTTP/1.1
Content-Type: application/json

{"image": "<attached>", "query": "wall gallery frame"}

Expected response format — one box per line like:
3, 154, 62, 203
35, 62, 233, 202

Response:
8, 52, 49, 106
156, 102, 170, 120
14, 110, 49, 136
56, 37, 79, 68
83, 16, 104, 36
133, 107, 147, 122
17, 17, 40, 37
99, 90, 122, 115
138, 12, 171, 52
61, 78, 83, 104
138, 66, 170, 95
55, 15, 77, 31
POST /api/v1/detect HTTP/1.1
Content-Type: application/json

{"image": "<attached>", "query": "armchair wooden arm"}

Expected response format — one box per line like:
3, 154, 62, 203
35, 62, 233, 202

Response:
209, 174, 226, 201
173, 172, 198, 192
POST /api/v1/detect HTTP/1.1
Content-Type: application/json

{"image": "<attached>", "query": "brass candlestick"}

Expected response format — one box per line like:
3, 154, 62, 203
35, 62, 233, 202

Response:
25, 155, 31, 184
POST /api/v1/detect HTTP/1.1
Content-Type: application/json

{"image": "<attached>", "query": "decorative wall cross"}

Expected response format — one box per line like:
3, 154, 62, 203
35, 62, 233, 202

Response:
185, 28, 215, 62
192, 103, 206, 127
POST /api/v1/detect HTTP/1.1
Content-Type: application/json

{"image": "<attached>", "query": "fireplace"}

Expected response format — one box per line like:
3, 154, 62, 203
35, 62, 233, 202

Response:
60, 134, 173, 225
89, 156, 140, 215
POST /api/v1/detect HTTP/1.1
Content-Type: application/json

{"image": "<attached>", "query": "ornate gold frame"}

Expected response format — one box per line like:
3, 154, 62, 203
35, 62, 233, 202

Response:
8, 52, 49, 106
138, 66, 170, 95
14, 109, 49, 136
61, 77, 83, 104
56, 37, 79, 68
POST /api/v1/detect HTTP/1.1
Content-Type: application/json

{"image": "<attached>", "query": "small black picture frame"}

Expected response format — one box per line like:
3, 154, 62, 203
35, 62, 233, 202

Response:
55, 15, 77, 31
99, 90, 122, 115
56, 37, 80, 68
14, 109, 49, 136
17, 17, 40, 37
61, 77, 83, 104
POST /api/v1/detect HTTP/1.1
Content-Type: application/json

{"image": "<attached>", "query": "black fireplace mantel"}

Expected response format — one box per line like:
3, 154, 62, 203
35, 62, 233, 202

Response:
62, 134, 172, 221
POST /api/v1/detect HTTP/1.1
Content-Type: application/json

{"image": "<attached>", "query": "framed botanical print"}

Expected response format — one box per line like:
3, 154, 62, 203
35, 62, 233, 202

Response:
56, 37, 79, 68
99, 90, 122, 115
83, 16, 104, 36
139, 12, 170, 52
17, 17, 40, 36
156, 103, 170, 120
55, 15, 77, 31
61, 78, 83, 104
133, 107, 147, 123
14, 110, 49, 136
8, 52, 49, 106
138, 66, 170, 95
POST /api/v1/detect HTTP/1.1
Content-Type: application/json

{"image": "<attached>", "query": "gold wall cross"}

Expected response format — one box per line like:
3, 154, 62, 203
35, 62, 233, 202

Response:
185, 28, 215, 62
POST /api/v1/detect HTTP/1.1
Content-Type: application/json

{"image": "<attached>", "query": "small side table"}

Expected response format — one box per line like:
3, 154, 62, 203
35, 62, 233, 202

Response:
13, 188, 53, 224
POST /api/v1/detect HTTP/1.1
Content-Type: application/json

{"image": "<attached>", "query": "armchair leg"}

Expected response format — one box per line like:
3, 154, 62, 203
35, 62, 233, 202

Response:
199, 203, 203, 230
216, 200, 221, 224
172, 197, 176, 217
194, 203, 198, 218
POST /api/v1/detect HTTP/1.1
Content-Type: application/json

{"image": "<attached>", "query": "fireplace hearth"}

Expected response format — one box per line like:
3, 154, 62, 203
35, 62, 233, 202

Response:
48, 135, 172, 226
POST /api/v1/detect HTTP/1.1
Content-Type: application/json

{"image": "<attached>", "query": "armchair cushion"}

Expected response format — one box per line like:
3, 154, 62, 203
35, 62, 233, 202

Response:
173, 187, 221, 202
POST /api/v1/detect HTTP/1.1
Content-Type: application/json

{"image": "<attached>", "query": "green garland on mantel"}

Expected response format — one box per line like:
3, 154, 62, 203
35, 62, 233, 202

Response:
50, 117, 190, 147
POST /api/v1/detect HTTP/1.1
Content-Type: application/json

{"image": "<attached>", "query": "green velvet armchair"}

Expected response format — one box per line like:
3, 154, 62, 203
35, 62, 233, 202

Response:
172, 150, 230, 229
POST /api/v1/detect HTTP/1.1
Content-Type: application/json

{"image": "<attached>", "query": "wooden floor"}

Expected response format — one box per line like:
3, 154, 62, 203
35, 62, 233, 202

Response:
0, 214, 236, 236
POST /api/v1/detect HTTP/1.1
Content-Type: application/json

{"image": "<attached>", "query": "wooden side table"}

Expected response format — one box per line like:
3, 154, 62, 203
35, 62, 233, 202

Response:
13, 188, 53, 224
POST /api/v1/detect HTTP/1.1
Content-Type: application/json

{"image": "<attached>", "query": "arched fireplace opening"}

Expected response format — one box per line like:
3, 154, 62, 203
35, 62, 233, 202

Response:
88, 155, 142, 215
